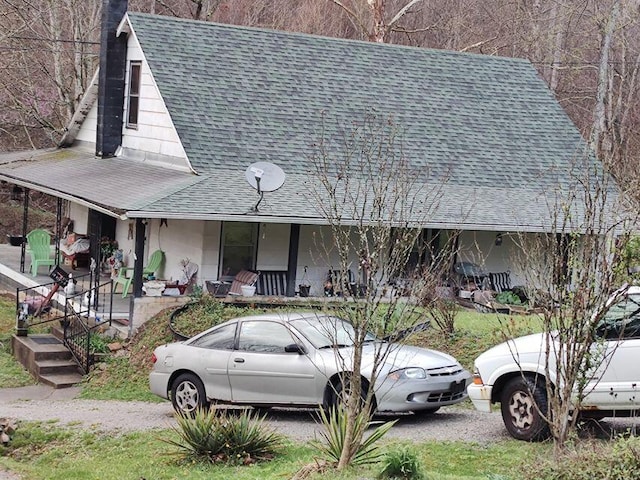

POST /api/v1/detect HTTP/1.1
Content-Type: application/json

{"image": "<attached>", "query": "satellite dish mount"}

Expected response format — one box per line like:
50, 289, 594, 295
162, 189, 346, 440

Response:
245, 162, 286, 213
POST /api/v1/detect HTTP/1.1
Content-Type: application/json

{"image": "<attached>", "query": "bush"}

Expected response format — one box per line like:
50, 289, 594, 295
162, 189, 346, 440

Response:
530, 436, 640, 480
311, 405, 396, 467
166, 407, 285, 465
379, 445, 424, 480
494, 291, 523, 305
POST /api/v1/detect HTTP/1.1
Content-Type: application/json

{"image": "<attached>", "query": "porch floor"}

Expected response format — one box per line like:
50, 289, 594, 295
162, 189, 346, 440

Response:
0, 244, 131, 323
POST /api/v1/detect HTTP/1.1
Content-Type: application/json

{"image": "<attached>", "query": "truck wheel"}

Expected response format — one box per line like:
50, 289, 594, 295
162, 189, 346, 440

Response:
500, 376, 550, 441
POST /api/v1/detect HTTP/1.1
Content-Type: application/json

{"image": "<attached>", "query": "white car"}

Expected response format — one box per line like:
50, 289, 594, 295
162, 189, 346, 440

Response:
467, 286, 640, 441
150, 312, 471, 415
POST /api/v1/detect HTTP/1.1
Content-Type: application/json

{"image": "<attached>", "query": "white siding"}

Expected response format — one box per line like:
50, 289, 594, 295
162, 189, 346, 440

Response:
201, 221, 222, 282
74, 102, 98, 145
256, 223, 290, 270
68, 203, 89, 234
457, 230, 525, 286
120, 33, 191, 171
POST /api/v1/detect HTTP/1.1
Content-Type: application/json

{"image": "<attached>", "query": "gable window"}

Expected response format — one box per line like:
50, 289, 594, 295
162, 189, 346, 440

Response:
126, 61, 141, 128
219, 222, 258, 278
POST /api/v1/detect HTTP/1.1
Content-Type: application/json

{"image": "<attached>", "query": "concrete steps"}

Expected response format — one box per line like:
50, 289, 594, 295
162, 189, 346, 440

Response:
11, 333, 84, 388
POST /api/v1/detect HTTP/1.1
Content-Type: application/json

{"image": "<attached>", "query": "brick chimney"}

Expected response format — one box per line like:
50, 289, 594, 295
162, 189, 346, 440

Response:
96, 0, 128, 158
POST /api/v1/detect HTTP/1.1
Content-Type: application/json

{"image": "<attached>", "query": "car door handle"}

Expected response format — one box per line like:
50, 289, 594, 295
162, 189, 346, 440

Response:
233, 358, 245, 363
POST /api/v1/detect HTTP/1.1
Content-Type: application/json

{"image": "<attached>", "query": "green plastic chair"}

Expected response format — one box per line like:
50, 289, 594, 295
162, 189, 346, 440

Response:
114, 250, 164, 297
26, 229, 56, 276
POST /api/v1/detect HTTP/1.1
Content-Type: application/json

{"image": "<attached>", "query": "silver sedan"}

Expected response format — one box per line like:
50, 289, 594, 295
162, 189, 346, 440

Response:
149, 312, 470, 415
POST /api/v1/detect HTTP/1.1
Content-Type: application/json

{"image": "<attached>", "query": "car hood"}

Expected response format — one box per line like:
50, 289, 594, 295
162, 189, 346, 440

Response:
477, 332, 552, 361
316, 342, 462, 374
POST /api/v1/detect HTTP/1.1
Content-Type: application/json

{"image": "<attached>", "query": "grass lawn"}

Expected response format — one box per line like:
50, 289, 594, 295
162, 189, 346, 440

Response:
0, 422, 546, 480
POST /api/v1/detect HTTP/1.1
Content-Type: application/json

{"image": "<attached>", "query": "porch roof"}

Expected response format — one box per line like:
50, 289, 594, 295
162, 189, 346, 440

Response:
0, 146, 592, 233
0, 147, 199, 219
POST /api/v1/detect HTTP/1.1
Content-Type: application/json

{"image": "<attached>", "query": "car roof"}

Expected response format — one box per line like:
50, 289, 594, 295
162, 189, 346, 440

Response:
206, 311, 330, 330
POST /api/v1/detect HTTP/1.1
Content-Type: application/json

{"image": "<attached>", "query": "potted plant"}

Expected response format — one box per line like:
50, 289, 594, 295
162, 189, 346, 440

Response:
100, 237, 118, 272
6, 235, 24, 246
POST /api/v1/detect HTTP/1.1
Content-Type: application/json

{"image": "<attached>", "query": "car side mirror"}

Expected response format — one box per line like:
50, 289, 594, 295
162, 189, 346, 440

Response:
284, 343, 306, 354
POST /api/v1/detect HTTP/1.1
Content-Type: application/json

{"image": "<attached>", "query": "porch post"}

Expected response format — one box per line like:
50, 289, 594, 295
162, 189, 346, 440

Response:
19, 188, 29, 273
54, 198, 62, 264
286, 224, 300, 297
132, 218, 146, 298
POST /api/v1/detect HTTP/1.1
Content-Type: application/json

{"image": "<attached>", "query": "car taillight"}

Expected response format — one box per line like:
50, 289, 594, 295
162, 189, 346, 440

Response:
151, 353, 157, 364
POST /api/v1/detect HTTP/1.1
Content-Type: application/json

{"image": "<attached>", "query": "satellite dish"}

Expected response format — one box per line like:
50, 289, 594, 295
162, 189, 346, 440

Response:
245, 162, 286, 193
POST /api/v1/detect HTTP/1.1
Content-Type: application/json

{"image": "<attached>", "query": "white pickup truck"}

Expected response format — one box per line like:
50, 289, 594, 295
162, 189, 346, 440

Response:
467, 286, 640, 441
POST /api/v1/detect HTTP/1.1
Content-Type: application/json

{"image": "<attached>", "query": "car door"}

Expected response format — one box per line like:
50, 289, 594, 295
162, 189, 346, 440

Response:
585, 294, 640, 409
187, 322, 237, 401
227, 320, 318, 404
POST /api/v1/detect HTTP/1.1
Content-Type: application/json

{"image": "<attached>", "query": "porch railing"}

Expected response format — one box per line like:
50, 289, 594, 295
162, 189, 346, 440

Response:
61, 280, 114, 374
15, 272, 94, 334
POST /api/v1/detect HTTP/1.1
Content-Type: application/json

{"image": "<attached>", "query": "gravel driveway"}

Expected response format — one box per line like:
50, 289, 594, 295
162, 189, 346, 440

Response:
0, 385, 511, 479
3, 384, 640, 480
0, 385, 509, 443
4, 385, 638, 480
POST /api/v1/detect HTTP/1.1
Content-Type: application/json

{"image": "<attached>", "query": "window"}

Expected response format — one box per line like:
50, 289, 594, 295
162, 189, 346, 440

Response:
596, 294, 640, 339
220, 222, 258, 277
126, 61, 141, 128
238, 321, 296, 353
190, 323, 237, 349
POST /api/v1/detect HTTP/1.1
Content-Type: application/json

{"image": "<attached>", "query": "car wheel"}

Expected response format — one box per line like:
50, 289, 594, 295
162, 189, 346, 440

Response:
500, 376, 550, 441
414, 407, 440, 416
171, 373, 209, 415
329, 376, 372, 412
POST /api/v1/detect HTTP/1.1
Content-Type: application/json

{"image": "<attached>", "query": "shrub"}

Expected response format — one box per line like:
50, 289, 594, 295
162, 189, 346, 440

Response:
89, 332, 111, 354
530, 436, 640, 480
311, 405, 396, 467
494, 291, 523, 305
378, 445, 424, 480
166, 407, 285, 465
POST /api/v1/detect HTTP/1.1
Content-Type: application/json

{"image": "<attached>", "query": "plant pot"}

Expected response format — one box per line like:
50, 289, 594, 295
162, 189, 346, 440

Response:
143, 280, 166, 297
7, 235, 24, 246
240, 285, 256, 297
299, 285, 310, 297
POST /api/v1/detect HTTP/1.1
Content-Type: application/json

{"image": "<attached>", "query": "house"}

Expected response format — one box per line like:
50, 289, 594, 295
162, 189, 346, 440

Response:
0, 0, 604, 316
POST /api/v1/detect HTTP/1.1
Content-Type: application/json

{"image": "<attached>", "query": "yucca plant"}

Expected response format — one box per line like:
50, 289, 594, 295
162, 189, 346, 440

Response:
165, 407, 284, 464
312, 405, 396, 467
378, 445, 425, 480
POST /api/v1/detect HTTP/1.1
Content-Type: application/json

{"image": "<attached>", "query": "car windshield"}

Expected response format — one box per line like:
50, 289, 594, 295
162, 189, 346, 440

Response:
596, 293, 640, 339
290, 316, 377, 349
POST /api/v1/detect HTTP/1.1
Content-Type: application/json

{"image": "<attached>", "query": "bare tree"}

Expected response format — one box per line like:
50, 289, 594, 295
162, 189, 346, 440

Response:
0, 0, 101, 149
326, 0, 431, 42
304, 110, 447, 469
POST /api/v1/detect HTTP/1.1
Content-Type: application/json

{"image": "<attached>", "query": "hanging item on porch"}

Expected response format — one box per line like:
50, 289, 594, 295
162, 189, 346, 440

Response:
64, 273, 76, 296
298, 266, 310, 297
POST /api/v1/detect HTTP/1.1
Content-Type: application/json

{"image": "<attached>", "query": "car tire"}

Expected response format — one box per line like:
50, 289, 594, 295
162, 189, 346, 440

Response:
171, 373, 209, 416
500, 376, 550, 441
329, 376, 372, 413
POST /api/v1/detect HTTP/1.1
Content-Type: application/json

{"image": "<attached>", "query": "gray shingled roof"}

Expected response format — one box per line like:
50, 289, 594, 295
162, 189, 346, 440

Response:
0, 148, 199, 216
128, 11, 587, 192
0, 13, 606, 232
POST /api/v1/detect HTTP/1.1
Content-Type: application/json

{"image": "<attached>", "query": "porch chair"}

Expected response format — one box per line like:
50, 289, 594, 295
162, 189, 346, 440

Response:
26, 228, 56, 276
228, 270, 260, 295
113, 249, 165, 298
205, 270, 260, 297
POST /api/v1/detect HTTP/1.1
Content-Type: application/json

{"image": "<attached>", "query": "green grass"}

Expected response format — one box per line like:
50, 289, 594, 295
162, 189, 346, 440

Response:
0, 423, 545, 480
0, 294, 36, 387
